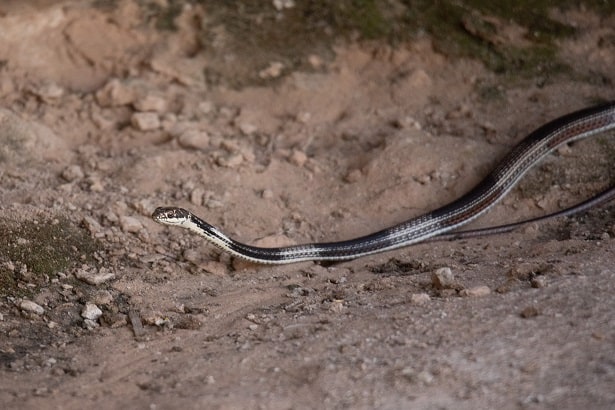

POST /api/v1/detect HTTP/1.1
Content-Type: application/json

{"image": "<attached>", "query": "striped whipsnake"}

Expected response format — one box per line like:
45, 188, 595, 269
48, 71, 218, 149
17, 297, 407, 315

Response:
153, 101, 615, 264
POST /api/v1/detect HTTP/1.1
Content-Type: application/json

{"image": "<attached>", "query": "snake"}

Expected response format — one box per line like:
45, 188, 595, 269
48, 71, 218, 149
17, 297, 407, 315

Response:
153, 101, 615, 264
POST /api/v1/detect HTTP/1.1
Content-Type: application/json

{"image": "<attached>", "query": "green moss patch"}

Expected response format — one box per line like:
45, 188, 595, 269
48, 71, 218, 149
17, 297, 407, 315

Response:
0, 216, 100, 297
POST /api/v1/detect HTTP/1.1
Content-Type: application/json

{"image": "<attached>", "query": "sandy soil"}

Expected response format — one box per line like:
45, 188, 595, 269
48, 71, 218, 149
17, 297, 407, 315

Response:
1, 1, 614, 409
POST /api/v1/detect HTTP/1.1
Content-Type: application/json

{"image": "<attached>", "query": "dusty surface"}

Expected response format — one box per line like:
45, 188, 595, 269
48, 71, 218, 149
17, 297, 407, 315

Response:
0, 1, 614, 409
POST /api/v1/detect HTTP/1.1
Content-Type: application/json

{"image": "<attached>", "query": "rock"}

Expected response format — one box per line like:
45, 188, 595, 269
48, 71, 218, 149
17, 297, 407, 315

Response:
406, 68, 432, 88
0, 108, 69, 164
520, 306, 540, 318
273, 0, 295, 11
75, 267, 115, 285
259, 61, 284, 79
61, 164, 84, 182
95, 78, 135, 107
82, 216, 103, 236
197, 101, 214, 115
460, 286, 491, 297
177, 129, 209, 150
183, 249, 200, 265
119, 216, 143, 233
83, 319, 99, 330
329, 299, 345, 313
133, 94, 167, 113
432, 267, 455, 289
202, 261, 227, 276
344, 169, 362, 183
289, 149, 308, 167
216, 153, 243, 168
93, 290, 113, 306
19, 300, 44, 315
409, 293, 431, 305
237, 121, 257, 136
33, 83, 64, 103
190, 188, 205, 205
131, 112, 160, 131
530, 276, 547, 288
81, 303, 103, 320
307, 54, 323, 69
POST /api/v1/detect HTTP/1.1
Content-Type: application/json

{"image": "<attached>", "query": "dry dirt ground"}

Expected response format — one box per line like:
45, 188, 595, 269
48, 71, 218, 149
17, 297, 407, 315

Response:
1, 1, 614, 409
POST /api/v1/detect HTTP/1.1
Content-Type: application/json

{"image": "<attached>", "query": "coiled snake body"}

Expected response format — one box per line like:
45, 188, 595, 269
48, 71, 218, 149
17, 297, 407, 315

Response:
153, 102, 615, 264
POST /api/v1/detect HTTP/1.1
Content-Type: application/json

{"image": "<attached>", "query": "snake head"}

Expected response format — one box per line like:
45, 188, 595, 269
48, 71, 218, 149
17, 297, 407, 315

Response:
152, 207, 191, 225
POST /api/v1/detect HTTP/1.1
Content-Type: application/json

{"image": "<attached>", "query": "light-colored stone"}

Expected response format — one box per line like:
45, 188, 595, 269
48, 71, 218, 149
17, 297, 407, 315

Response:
133, 94, 167, 112
202, 261, 228, 276
19, 300, 44, 315
289, 149, 308, 167
344, 169, 362, 183
409, 293, 431, 305
216, 153, 244, 168
75, 267, 115, 285
61, 164, 84, 182
177, 129, 209, 150
119, 216, 143, 233
432, 267, 455, 289
131, 112, 160, 131
95, 78, 135, 107
190, 188, 205, 205
258, 61, 284, 79
34, 83, 64, 102
81, 303, 103, 320
460, 286, 491, 297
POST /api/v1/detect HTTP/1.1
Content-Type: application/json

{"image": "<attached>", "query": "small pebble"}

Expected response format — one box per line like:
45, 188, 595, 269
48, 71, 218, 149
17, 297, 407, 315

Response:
81, 303, 103, 320
261, 189, 274, 199
307, 54, 323, 69
83, 319, 99, 330
237, 122, 257, 135
216, 153, 243, 168
61, 164, 84, 182
35, 83, 64, 102
119, 216, 143, 233
75, 267, 115, 285
183, 249, 200, 265
530, 276, 547, 288
93, 290, 114, 306
258, 61, 284, 79
406, 68, 432, 88
82, 216, 103, 236
289, 149, 308, 167
95, 78, 135, 107
133, 94, 167, 113
416, 370, 435, 384
198, 101, 214, 115
344, 169, 362, 183
177, 129, 210, 150
409, 293, 431, 305
19, 300, 44, 315
460, 286, 491, 297
432, 267, 455, 289
190, 188, 205, 206
202, 261, 227, 276
329, 299, 345, 313
131, 112, 160, 131
520, 306, 540, 318
273, 0, 295, 11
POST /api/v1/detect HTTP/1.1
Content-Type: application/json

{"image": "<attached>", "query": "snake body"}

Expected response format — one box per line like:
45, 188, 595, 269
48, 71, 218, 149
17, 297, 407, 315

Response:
153, 102, 615, 264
